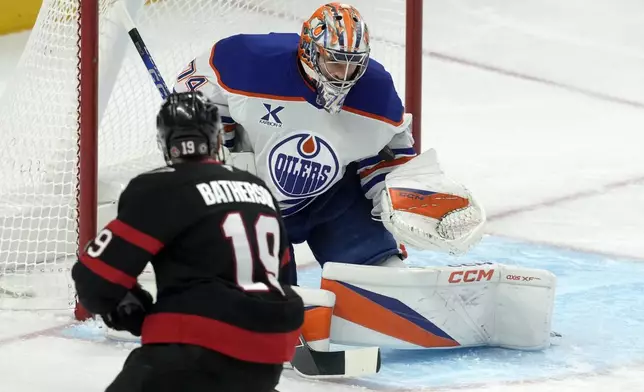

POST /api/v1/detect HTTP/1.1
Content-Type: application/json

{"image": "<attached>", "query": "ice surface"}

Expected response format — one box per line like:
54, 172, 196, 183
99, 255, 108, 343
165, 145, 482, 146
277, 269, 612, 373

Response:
1, 0, 644, 390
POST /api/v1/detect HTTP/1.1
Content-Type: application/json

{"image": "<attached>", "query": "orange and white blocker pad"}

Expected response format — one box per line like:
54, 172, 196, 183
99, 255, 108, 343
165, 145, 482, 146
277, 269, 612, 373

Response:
297, 261, 556, 351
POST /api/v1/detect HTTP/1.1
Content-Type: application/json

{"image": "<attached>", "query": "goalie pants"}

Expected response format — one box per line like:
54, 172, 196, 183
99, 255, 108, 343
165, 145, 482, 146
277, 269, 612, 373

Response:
105, 343, 282, 392
283, 163, 402, 285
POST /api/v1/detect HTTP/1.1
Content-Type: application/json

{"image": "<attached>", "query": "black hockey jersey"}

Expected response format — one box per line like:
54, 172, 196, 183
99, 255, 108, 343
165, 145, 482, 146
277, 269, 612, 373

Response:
72, 160, 304, 364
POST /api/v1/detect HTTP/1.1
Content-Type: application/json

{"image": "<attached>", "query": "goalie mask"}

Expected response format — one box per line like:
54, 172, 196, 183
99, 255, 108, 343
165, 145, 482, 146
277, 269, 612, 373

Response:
299, 3, 370, 114
156, 91, 223, 164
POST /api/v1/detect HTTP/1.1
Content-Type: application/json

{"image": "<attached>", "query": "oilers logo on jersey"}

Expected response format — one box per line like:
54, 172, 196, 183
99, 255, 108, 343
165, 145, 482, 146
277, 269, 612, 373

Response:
268, 132, 340, 198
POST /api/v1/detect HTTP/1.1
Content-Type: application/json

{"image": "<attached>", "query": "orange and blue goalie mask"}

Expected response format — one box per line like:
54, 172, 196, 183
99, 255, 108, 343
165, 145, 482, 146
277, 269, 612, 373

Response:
299, 3, 371, 114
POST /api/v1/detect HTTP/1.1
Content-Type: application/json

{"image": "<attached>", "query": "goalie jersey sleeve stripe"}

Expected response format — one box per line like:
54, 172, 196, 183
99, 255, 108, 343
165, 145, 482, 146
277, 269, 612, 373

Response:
358, 147, 417, 199
359, 147, 416, 170
361, 173, 388, 199
359, 155, 415, 180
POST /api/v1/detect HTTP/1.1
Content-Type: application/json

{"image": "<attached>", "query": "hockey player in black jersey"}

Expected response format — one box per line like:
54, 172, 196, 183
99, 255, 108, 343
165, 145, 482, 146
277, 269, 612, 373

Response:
72, 91, 304, 392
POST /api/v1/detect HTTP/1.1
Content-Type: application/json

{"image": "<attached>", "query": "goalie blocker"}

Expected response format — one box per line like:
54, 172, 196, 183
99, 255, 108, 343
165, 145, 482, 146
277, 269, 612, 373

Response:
298, 262, 556, 351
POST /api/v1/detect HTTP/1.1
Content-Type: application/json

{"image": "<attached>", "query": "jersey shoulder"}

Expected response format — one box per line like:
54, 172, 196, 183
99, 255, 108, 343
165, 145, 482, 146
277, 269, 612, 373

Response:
115, 163, 279, 244
210, 33, 305, 99
122, 165, 180, 197
343, 59, 404, 126
121, 162, 276, 210
119, 163, 226, 203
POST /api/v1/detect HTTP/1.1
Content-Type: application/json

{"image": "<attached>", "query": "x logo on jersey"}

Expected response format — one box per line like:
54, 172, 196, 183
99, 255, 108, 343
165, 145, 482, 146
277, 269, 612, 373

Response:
261, 104, 284, 124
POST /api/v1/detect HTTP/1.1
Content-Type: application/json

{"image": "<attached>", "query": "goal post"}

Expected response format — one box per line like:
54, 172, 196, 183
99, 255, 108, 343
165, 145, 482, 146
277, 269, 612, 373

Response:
76, 0, 100, 321
0, 0, 423, 316
406, 0, 423, 153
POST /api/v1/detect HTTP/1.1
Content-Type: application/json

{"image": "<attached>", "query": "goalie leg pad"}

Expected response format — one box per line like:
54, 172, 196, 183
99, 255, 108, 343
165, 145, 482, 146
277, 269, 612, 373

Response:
320, 261, 556, 350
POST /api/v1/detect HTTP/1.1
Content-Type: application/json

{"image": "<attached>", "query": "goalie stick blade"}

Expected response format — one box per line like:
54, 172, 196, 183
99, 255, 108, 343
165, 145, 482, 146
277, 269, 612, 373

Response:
291, 336, 381, 379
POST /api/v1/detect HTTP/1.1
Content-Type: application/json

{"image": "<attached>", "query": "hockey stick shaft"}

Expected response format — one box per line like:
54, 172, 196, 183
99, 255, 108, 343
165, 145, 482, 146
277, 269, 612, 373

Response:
115, 1, 171, 99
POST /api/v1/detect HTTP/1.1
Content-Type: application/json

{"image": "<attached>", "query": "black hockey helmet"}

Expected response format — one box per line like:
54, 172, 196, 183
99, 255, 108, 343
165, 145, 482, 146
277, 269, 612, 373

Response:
156, 91, 222, 163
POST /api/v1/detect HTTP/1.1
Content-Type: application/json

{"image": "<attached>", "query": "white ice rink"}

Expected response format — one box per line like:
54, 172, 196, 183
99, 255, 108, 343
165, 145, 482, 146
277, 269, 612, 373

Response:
1, 0, 644, 390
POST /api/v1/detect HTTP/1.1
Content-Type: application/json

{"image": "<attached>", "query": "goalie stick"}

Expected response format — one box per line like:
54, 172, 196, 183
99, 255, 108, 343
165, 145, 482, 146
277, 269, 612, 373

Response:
290, 335, 381, 379
114, 1, 171, 100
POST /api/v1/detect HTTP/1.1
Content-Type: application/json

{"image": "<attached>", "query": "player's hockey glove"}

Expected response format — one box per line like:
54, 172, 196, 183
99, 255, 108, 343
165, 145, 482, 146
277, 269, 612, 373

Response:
101, 284, 153, 336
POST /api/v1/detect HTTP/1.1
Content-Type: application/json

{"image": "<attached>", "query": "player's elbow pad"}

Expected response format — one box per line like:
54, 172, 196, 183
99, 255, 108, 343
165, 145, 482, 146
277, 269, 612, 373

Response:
71, 263, 128, 315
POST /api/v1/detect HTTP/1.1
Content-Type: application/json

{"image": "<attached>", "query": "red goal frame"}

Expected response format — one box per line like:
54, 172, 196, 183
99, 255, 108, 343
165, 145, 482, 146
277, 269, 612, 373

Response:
75, 0, 423, 319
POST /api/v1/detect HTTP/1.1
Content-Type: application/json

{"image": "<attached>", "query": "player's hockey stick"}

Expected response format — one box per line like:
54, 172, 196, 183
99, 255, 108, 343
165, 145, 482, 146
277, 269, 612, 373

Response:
290, 335, 381, 379
114, 1, 171, 100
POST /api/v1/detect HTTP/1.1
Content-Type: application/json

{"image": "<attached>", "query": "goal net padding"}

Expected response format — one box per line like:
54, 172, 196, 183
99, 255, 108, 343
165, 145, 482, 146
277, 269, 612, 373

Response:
0, 0, 411, 310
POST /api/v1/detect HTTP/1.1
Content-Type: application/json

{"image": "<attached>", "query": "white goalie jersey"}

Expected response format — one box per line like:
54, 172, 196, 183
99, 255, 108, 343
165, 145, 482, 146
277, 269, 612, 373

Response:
172, 32, 415, 217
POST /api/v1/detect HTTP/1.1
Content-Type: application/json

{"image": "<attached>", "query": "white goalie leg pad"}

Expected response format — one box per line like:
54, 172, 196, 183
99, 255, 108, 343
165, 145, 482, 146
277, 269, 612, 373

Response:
292, 286, 336, 351
488, 265, 557, 350
320, 261, 556, 350
380, 149, 486, 255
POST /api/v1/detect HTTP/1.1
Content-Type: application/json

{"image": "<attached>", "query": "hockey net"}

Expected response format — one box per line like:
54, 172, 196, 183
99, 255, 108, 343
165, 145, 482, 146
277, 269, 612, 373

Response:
0, 0, 422, 312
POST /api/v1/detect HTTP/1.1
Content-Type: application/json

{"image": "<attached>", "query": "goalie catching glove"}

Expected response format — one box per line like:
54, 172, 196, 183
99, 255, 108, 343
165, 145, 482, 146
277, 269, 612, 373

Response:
376, 149, 486, 255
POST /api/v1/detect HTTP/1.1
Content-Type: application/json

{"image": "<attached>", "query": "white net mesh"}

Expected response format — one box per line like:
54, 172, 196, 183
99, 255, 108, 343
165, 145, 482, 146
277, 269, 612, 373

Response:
0, 0, 410, 310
